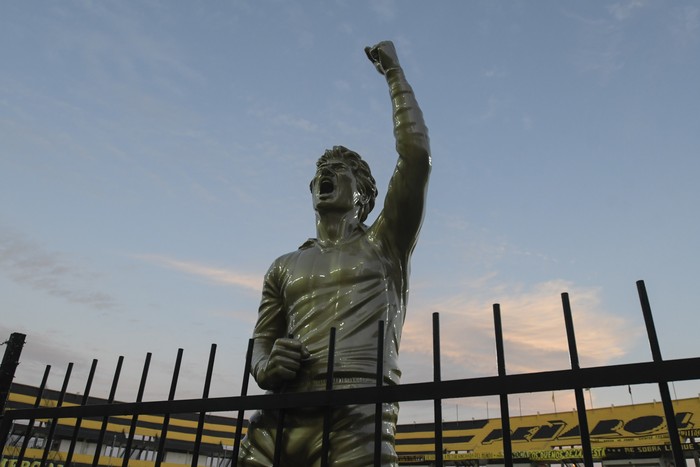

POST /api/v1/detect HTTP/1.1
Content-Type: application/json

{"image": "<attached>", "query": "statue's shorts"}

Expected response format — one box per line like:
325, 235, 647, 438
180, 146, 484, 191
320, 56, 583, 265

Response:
237, 383, 399, 467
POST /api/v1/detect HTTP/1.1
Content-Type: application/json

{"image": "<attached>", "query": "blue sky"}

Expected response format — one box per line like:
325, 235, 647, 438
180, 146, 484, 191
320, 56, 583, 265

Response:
2, 1, 699, 423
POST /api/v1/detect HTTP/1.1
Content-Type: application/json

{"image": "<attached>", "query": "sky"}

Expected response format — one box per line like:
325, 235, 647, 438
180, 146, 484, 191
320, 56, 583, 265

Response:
1, 0, 700, 424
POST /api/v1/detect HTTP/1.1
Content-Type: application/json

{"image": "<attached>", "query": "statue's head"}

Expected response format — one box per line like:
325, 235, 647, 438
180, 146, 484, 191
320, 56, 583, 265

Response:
310, 145, 378, 222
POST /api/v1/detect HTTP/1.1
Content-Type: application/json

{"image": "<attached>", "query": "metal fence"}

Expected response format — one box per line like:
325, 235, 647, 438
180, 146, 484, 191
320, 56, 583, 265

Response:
2, 280, 700, 467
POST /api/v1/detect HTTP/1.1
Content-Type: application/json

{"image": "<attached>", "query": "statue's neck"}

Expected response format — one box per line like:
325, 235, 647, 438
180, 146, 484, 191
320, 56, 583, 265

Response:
315, 210, 362, 246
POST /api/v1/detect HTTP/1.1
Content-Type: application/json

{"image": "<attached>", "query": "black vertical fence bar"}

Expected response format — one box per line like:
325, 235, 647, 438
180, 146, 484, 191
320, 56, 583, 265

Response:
231, 339, 255, 467
121, 352, 152, 467
191, 344, 217, 467
16, 365, 51, 463
0, 416, 10, 452
432, 312, 443, 467
273, 404, 286, 465
637, 280, 685, 467
91, 356, 123, 467
561, 293, 594, 467
374, 320, 385, 467
40, 362, 73, 467
321, 327, 337, 467
493, 304, 513, 467
65, 358, 98, 466
0, 332, 26, 414
272, 390, 287, 467
155, 348, 183, 467
273, 334, 296, 467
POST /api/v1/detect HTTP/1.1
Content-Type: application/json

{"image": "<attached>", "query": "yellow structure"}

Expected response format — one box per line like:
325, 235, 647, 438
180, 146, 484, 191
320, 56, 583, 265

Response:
3, 384, 700, 465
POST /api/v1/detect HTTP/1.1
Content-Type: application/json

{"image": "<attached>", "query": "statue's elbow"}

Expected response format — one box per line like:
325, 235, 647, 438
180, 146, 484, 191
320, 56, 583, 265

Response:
397, 141, 431, 172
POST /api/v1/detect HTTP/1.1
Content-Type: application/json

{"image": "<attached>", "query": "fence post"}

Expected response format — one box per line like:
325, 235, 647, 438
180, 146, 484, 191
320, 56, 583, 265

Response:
0, 332, 26, 414
493, 304, 513, 467
637, 280, 685, 467
561, 293, 594, 467
432, 313, 443, 467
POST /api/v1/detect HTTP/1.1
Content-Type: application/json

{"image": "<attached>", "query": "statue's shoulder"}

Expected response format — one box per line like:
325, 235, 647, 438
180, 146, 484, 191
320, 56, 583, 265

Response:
267, 239, 317, 268
298, 238, 317, 250
271, 239, 317, 260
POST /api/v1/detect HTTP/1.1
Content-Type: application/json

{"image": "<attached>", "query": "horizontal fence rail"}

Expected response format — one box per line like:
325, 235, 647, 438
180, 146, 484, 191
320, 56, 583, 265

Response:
1, 280, 699, 467
4, 358, 700, 420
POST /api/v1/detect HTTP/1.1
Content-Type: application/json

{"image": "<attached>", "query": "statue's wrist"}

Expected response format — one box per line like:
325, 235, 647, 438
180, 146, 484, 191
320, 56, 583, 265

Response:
255, 360, 284, 390
253, 359, 269, 385
384, 66, 403, 80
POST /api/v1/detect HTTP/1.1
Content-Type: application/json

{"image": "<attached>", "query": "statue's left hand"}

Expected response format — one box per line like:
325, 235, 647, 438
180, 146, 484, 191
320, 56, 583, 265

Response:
255, 337, 310, 390
365, 41, 401, 75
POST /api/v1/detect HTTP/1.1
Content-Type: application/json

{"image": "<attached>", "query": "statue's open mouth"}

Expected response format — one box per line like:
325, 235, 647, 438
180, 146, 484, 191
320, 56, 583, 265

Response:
320, 178, 334, 195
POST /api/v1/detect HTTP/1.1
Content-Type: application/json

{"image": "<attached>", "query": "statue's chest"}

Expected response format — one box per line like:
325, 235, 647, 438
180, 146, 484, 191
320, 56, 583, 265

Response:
282, 242, 386, 304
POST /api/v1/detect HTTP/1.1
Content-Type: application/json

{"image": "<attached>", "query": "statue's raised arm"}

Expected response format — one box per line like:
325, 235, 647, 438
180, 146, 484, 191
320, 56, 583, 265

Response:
365, 41, 431, 258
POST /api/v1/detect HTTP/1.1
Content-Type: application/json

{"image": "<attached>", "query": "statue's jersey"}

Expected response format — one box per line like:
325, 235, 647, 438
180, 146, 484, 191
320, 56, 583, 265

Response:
253, 227, 407, 387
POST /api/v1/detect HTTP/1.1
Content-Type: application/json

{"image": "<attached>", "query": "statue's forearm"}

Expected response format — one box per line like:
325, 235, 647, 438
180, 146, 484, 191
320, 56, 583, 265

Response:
251, 337, 273, 387
385, 67, 430, 158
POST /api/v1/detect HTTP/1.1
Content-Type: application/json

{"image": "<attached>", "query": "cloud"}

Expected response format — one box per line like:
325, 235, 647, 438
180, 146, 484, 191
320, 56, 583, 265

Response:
471, 95, 509, 124
58, 2, 206, 88
0, 229, 118, 310
572, 33, 625, 82
401, 280, 637, 382
274, 113, 319, 132
0, 324, 81, 379
564, 9, 629, 83
482, 68, 507, 79
248, 106, 319, 133
607, 0, 648, 21
136, 254, 262, 291
670, 5, 700, 46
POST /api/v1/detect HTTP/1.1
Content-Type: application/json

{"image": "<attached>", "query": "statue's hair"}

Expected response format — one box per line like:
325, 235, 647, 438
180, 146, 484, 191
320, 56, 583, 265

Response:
313, 145, 378, 222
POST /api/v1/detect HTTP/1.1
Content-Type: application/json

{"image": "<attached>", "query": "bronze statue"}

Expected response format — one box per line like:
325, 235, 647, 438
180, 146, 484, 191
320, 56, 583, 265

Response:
238, 41, 430, 467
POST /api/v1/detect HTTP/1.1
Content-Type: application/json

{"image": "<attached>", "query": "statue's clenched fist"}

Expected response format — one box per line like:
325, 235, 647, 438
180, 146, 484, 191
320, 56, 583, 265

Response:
365, 40, 401, 75
255, 337, 310, 390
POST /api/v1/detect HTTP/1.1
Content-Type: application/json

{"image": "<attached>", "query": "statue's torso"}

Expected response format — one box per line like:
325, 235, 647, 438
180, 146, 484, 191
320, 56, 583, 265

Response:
268, 232, 406, 387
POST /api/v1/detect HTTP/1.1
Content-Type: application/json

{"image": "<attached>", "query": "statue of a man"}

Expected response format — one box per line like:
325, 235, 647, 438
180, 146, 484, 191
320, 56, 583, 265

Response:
238, 41, 430, 467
